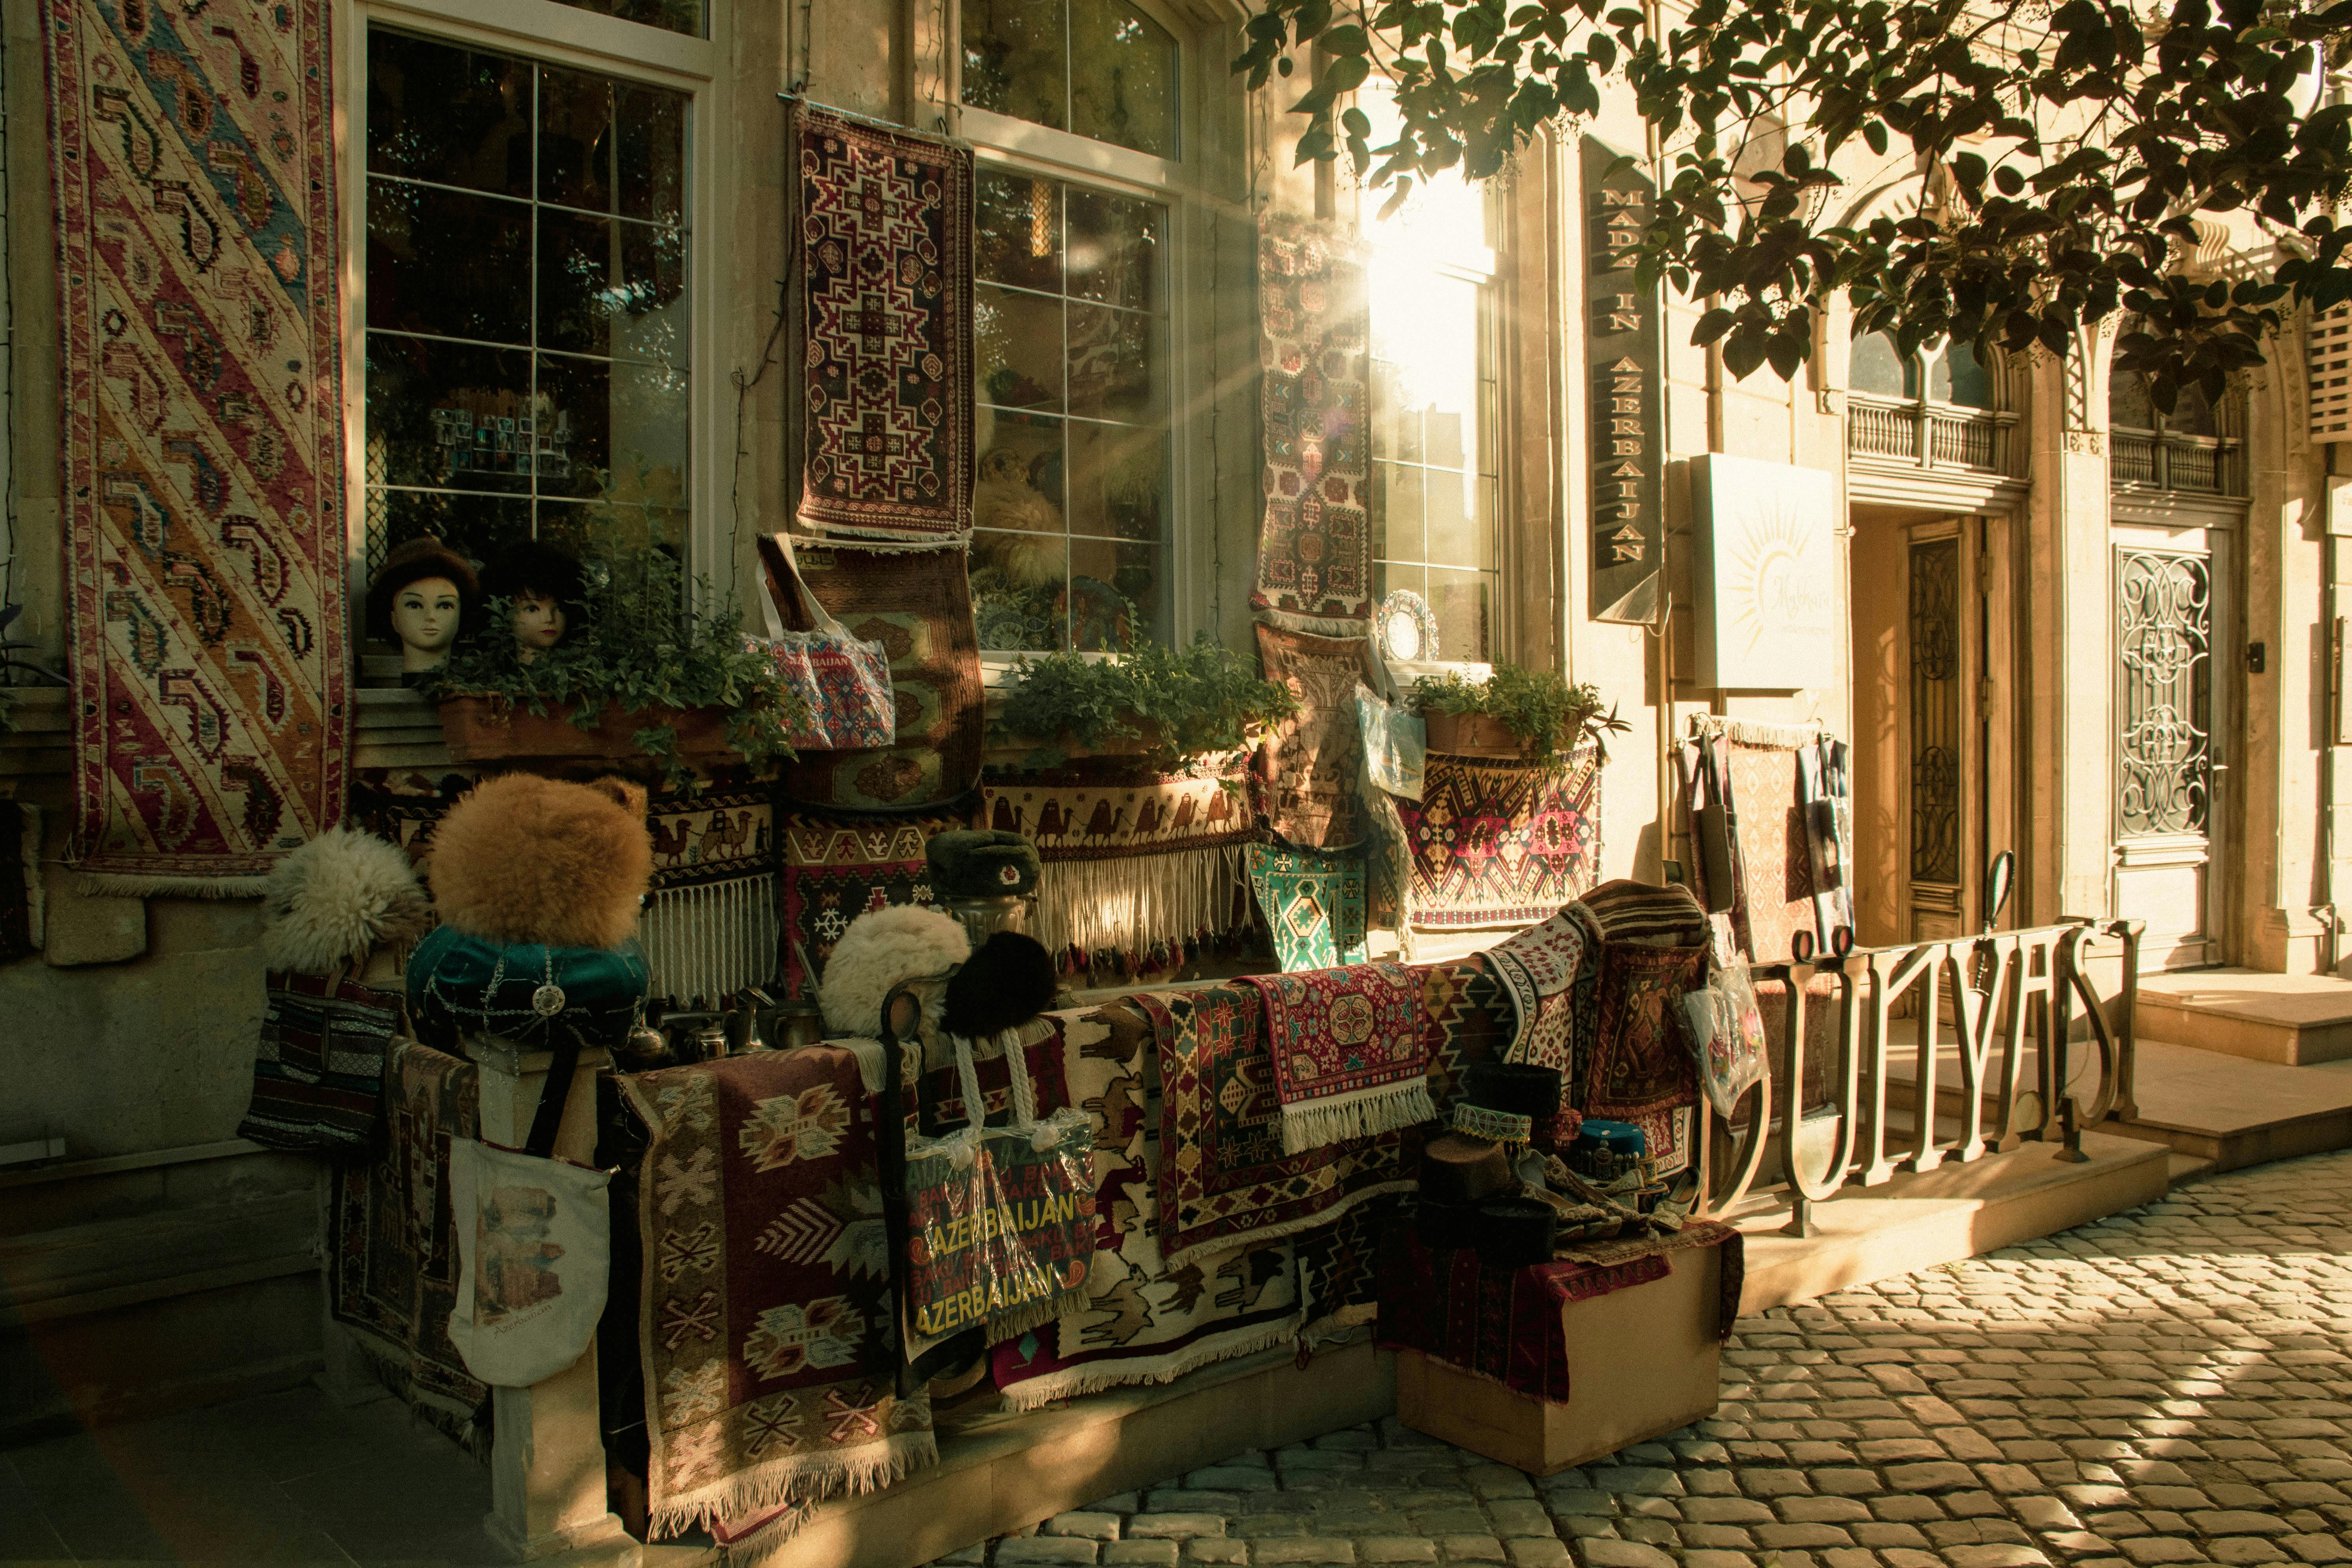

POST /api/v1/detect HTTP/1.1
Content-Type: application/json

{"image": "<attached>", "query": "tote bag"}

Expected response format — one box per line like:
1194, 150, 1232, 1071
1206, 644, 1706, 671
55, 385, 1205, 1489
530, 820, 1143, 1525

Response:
751, 531, 897, 753
235, 969, 403, 1154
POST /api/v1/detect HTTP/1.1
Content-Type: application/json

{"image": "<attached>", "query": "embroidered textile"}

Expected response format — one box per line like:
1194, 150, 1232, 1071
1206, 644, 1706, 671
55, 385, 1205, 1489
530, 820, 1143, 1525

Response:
1487, 911, 1589, 1077
49, 0, 349, 893
327, 1042, 490, 1452
980, 767, 1256, 965
1238, 962, 1429, 1154
238, 971, 401, 1153
1416, 956, 1512, 1116
1254, 218, 1372, 622
1140, 986, 1412, 1269
1583, 940, 1707, 1178
1296, 1191, 1405, 1346
1398, 750, 1602, 930
780, 807, 962, 1002
781, 539, 982, 812
1255, 626, 1379, 849
1726, 741, 1817, 967
1376, 1221, 1743, 1401
791, 104, 971, 540
621, 1047, 933, 1542
1247, 842, 1368, 972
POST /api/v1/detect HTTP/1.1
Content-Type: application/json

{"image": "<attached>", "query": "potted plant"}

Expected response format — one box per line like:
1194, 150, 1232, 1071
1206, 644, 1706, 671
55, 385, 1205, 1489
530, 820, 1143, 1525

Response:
1414, 666, 1628, 768
425, 501, 807, 789
992, 634, 1298, 769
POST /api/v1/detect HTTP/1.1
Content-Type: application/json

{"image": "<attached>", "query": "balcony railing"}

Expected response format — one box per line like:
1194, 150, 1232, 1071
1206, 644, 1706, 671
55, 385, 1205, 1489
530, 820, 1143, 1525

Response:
1848, 393, 2016, 476
2111, 430, 2239, 496
1696, 918, 2144, 1232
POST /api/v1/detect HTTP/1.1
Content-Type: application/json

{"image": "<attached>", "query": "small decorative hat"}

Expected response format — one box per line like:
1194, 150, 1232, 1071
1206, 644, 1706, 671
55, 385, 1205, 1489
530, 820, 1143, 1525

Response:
1450, 1060, 1564, 1150
926, 829, 1042, 900
367, 534, 479, 642
1567, 1118, 1649, 1183
1418, 1130, 1513, 1205
1472, 1196, 1559, 1270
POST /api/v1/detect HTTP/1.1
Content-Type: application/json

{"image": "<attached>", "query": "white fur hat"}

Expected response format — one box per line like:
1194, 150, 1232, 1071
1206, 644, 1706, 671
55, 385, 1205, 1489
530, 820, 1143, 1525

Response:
260, 826, 434, 975
818, 903, 971, 1036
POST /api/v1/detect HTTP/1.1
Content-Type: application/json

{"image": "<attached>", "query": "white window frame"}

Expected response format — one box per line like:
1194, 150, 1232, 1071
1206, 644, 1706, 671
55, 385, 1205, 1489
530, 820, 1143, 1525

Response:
335, 0, 730, 596
950, 0, 1218, 664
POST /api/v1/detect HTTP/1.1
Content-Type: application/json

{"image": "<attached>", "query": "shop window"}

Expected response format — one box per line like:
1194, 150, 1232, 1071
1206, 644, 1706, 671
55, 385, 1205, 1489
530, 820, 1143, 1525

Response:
1363, 84, 1501, 662
361, 28, 692, 576
962, 0, 1178, 159
2108, 320, 2239, 494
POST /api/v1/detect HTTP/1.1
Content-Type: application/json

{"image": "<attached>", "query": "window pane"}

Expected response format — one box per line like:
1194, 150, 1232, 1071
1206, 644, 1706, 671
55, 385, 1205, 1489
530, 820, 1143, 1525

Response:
541, 67, 688, 221
973, 529, 1069, 651
962, 0, 1069, 132
978, 284, 1066, 411
1067, 189, 1161, 309
1066, 303, 1158, 423
1428, 568, 1493, 661
1069, 0, 1177, 158
367, 490, 534, 580
2170, 382, 2218, 437
1851, 331, 1909, 399
1944, 341, 1993, 408
1067, 421, 1165, 543
366, 183, 532, 343
2110, 367, 2156, 433
540, 353, 690, 502
542, 0, 703, 38
1376, 462, 1424, 563
538, 210, 687, 360
366, 335, 535, 491
1426, 471, 1491, 573
366, 32, 531, 198
976, 171, 1063, 292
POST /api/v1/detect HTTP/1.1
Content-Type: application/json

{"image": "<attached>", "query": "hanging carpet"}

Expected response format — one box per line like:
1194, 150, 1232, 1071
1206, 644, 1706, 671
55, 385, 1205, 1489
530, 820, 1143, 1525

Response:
789, 103, 972, 541
1581, 938, 1708, 1178
47, 0, 351, 893
1253, 216, 1373, 624
1397, 749, 1603, 931
1246, 840, 1368, 972
1254, 624, 1379, 850
1486, 911, 1589, 1081
779, 805, 963, 1002
1237, 961, 1429, 1154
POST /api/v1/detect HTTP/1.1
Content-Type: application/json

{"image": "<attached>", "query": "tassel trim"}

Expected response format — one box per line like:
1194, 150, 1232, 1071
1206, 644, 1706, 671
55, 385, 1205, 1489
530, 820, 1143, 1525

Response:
1277, 1078, 1437, 1155
1160, 1175, 1416, 1271
651, 1430, 939, 1541
996, 1312, 1305, 1411
1689, 714, 1823, 750
1033, 843, 1250, 961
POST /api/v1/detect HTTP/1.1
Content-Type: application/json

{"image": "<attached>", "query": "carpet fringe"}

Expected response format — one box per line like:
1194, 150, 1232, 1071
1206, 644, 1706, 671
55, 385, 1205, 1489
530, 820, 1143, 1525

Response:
653, 1431, 940, 1542
1278, 1079, 1436, 1155
1034, 843, 1250, 960
996, 1314, 1304, 1410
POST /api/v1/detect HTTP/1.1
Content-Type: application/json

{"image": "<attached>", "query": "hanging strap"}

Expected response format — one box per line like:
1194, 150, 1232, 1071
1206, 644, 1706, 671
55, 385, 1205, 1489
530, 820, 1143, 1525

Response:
522, 1024, 586, 1160
755, 530, 858, 642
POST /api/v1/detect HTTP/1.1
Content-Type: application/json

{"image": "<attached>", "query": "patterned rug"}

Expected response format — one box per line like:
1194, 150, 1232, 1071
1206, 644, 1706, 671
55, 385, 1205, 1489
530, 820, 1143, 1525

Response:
1398, 749, 1602, 930
619, 1046, 933, 1543
779, 806, 962, 1002
1297, 1191, 1406, 1347
1255, 626, 1379, 849
1253, 217, 1372, 624
775, 537, 982, 813
1238, 962, 1428, 1153
1247, 842, 1368, 971
790, 104, 971, 541
979, 767, 1256, 966
1376, 1221, 1742, 1401
327, 1042, 490, 1454
1138, 985, 1412, 1269
1486, 911, 1589, 1079
49, 0, 349, 893
1725, 740, 1818, 967
1415, 956, 1513, 1116
1583, 940, 1708, 1178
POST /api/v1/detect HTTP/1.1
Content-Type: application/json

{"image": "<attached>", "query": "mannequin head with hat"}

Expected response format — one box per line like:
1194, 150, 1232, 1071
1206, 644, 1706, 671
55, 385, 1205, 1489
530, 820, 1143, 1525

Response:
368, 535, 479, 677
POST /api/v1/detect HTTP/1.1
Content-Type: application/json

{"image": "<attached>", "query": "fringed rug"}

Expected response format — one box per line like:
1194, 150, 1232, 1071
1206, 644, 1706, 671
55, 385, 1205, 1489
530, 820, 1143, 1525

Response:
1399, 748, 1603, 930
1247, 842, 1368, 971
327, 1042, 491, 1454
779, 806, 962, 1002
639, 789, 777, 1005
992, 1003, 1301, 1406
775, 537, 982, 812
1254, 626, 1379, 849
1486, 912, 1589, 1080
979, 767, 1256, 967
1724, 738, 1820, 967
620, 1046, 932, 1546
49, 0, 350, 893
1583, 939, 1708, 1178
1415, 956, 1513, 1116
1253, 217, 1372, 624
1376, 1221, 1742, 1400
790, 104, 972, 541
1297, 1191, 1406, 1348
1139, 985, 1412, 1269
1238, 963, 1428, 1154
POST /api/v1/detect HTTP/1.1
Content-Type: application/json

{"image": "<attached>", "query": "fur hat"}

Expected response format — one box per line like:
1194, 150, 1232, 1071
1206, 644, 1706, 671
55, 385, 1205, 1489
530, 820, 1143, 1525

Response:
482, 540, 588, 621
943, 930, 1057, 1038
925, 830, 1041, 900
367, 534, 480, 642
259, 826, 434, 973
426, 773, 652, 951
819, 904, 970, 1037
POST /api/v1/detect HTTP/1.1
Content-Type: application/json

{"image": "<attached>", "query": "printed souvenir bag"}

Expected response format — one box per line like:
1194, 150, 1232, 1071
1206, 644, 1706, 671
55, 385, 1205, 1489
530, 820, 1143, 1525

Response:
236, 970, 404, 1154
751, 532, 897, 752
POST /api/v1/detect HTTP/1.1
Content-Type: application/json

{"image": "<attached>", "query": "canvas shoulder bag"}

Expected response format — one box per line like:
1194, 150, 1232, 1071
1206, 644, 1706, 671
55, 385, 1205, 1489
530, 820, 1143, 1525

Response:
237, 967, 404, 1155
752, 530, 897, 753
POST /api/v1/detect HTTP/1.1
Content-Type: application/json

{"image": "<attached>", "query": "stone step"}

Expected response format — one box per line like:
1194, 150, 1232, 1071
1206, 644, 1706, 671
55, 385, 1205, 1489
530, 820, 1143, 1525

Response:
2134, 967, 2352, 1065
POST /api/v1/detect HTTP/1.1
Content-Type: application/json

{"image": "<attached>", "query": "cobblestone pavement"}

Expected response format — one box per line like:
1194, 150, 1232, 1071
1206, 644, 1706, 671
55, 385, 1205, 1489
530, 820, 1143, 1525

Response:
935, 1147, 2352, 1568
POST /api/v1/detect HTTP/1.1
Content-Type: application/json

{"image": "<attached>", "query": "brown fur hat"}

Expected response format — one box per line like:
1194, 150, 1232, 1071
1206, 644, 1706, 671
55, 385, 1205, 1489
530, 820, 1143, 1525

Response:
426, 773, 652, 951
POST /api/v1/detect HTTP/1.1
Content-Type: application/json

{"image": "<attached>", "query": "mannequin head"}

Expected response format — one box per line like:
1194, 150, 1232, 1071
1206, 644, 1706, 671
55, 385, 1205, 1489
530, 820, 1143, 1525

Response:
482, 541, 588, 664
366, 535, 480, 676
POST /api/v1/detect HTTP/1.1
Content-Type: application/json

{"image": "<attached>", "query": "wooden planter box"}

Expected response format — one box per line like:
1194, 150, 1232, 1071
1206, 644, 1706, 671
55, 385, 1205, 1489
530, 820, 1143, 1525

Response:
438, 695, 739, 764
1422, 711, 1532, 758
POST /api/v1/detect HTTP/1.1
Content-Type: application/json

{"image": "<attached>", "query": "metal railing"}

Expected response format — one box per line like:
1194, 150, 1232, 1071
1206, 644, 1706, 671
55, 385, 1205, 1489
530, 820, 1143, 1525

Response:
1696, 917, 2145, 1234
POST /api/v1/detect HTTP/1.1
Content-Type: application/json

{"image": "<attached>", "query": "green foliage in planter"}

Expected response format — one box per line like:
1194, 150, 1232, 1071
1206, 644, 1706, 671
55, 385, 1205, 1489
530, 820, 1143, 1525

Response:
425, 497, 805, 790
1414, 665, 1630, 769
994, 634, 1299, 769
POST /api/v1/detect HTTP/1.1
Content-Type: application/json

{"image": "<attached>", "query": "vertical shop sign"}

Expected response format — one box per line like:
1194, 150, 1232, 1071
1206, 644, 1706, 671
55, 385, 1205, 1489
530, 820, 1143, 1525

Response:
1583, 137, 1664, 625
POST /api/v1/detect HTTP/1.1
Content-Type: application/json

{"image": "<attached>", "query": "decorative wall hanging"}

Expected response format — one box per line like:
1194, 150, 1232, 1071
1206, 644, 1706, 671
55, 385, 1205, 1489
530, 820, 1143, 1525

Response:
1690, 455, 1840, 690
1376, 590, 1438, 664
1246, 841, 1368, 972
767, 535, 982, 813
1486, 911, 1589, 1079
790, 103, 973, 540
620, 1046, 934, 1546
1397, 749, 1603, 930
1238, 961, 1430, 1153
47, 0, 351, 893
1253, 216, 1372, 625
1582, 940, 1707, 1178
1139, 986, 1412, 1269
1255, 624, 1380, 849
1582, 136, 1664, 626
779, 806, 963, 1001
638, 788, 779, 1007
979, 766, 1257, 967
327, 1042, 491, 1454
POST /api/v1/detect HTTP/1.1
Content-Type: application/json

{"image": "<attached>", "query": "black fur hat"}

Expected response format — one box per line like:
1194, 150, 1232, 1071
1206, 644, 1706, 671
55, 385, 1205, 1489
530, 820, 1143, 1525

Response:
483, 539, 589, 621
943, 929, 1058, 1038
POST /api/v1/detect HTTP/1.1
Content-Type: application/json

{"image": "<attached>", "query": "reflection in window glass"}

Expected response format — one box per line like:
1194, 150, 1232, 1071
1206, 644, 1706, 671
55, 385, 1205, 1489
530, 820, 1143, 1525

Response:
1942, 341, 1993, 409
363, 29, 691, 577
971, 168, 1170, 651
1850, 332, 1911, 399
962, 0, 1178, 159
1363, 85, 1498, 660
